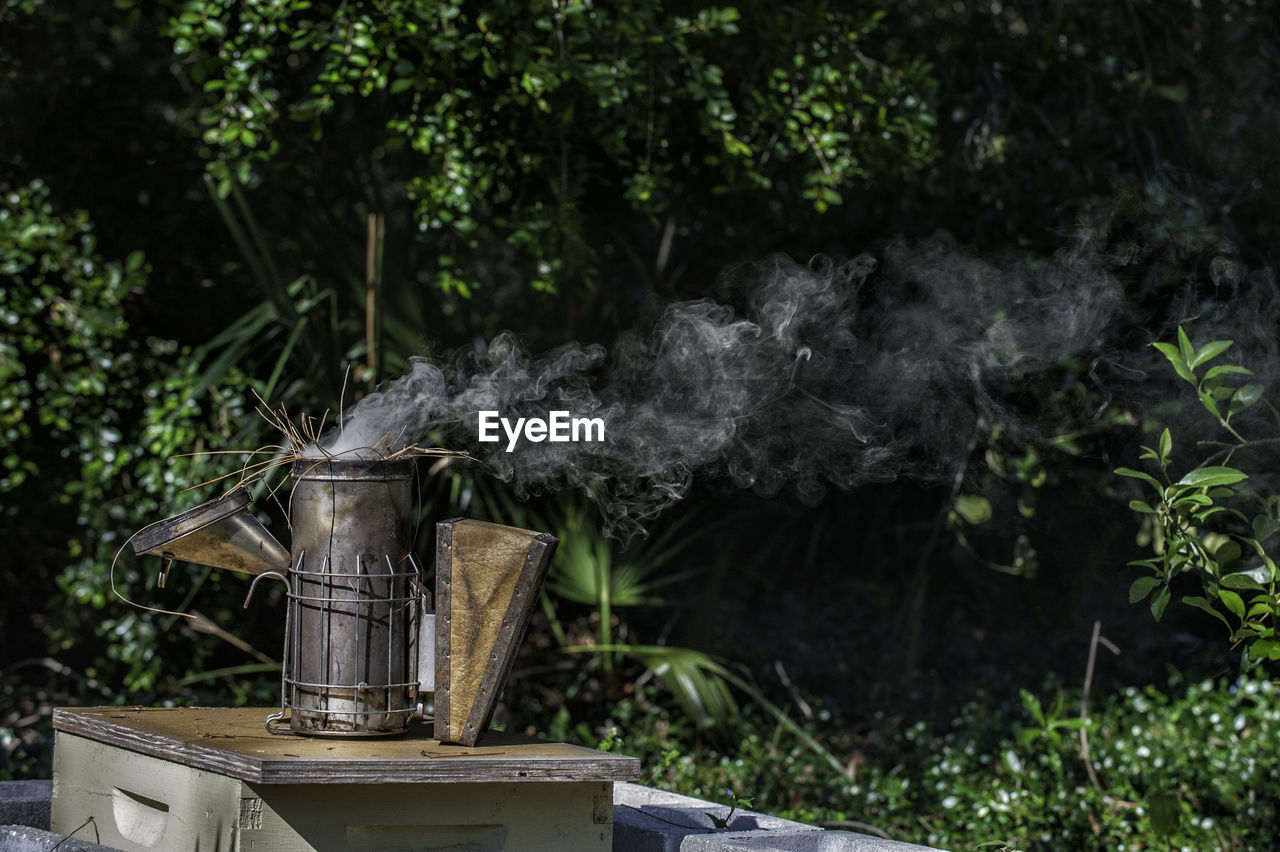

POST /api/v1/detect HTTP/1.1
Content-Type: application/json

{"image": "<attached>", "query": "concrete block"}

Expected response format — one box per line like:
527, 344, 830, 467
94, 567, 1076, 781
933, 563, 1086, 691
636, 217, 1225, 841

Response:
612, 782, 944, 852
682, 829, 944, 851
0, 782, 51, 831
0, 824, 121, 851
614, 781, 817, 851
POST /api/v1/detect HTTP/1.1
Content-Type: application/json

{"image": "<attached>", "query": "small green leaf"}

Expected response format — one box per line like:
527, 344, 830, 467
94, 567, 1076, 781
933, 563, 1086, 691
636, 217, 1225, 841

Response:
1182, 595, 1231, 628
1247, 599, 1272, 618
1197, 389, 1223, 420
1151, 586, 1172, 621
1219, 588, 1246, 619
1129, 576, 1162, 603
1230, 384, 1265, 414
1252, 515, 1279, 542
1208, 537, 1239, 562
1177, 466, 1248, 488
1115, 467, 1163, 490
1248, 638, 1280, 661
1206, 534, 1242, 566
1177, 327, 1196, 368
1153, 341, 1195, 384
1019, 689, 1045, 725
953, 494, 992, 525
1158, 428, 1172, 461
1242, 542, 1279, 581
1204, 364, 1252, 382
1128, 499, 1157, 514
1192, 338, 1234, 367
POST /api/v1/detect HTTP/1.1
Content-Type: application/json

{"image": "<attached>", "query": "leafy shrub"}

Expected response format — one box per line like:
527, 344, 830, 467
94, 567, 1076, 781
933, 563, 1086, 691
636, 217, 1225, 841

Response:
584, 674, 1280, 850
0, 179, 141, 499
1120, 327, 1280, 667
122, 0, 939, 303
0, 181, 264, 778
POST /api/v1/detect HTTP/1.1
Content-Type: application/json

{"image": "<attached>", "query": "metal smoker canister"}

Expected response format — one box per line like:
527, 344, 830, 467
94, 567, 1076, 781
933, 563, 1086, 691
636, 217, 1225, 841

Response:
283, 458, 420, 736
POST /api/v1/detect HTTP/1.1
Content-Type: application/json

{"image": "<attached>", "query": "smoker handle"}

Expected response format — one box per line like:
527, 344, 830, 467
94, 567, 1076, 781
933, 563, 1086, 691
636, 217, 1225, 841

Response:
242, 570, 291, 609
241, 570, 294, 735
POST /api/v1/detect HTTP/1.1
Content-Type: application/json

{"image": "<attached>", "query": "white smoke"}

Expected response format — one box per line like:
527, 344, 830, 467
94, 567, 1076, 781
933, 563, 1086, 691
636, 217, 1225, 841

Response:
316, 240, 1127, 535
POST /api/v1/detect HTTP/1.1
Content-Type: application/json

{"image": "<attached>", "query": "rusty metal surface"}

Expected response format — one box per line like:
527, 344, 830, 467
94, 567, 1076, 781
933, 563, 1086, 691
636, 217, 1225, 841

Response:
131, 487, 290, 577
433, 519, 456, 742
466, 531, 557, 742
434, 519, 559, 747
285, 458, 420, 736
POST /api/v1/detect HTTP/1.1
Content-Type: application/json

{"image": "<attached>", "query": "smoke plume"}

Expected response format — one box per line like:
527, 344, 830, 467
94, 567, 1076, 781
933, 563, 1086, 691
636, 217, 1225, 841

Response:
317, 237, 1143, 536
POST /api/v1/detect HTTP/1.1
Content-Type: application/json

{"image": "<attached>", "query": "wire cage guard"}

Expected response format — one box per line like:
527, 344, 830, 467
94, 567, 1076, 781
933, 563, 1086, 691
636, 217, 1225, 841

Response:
251, 550, 423, 736
261, 457, 426, 736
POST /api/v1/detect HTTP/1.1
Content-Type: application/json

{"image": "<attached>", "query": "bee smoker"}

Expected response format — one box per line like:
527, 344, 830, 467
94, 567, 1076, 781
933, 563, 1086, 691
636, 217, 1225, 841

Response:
131, 457, 557, 744
270, 458, 420, 735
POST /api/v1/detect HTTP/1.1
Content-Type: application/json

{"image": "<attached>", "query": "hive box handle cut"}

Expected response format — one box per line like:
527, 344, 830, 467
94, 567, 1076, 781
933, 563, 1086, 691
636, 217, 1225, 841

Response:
434, 519, 558, 746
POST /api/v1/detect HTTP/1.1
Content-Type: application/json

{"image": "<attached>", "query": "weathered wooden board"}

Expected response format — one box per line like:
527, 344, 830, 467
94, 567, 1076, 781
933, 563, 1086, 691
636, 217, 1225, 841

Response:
52, 707, 638, 785
435, 519, 558, 746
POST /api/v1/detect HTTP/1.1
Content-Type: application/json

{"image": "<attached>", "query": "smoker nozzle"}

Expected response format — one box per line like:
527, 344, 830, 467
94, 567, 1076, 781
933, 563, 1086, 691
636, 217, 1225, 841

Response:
131, 487, 291, 577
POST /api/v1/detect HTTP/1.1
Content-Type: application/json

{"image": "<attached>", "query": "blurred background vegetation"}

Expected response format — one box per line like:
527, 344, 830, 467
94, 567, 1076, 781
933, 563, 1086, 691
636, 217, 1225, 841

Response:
2, 0, 1279, 848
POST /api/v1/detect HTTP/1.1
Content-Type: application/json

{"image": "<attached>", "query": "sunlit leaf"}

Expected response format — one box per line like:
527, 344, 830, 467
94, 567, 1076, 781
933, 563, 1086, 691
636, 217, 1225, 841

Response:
1177, 467, 1247, 488
1153, 341, 1195, 384
1218, 588, 1246, 619
1191, 338, 1233, 368
1248, 638, 1280, 661
1229, 384, 1265, 414
1177, 327, 1196, 369
1204, 364, 1251, 382
1115, 467, 1162, 490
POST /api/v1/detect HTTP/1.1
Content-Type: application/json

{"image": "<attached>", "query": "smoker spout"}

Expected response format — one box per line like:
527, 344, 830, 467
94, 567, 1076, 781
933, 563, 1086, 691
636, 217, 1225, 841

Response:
131, 487, 290, 577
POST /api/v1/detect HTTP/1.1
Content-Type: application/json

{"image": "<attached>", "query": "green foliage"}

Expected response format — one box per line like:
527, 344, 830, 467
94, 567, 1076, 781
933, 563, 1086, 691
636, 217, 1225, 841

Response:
589, 675, 1280, 850
197, 179, 350, 406
475, 489, 746, 730
128, 0, 938, 299
705, 788, 753, 830
1119, 326, 1280, 664
0, 179, 137, 495
0, 180, 261, 709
